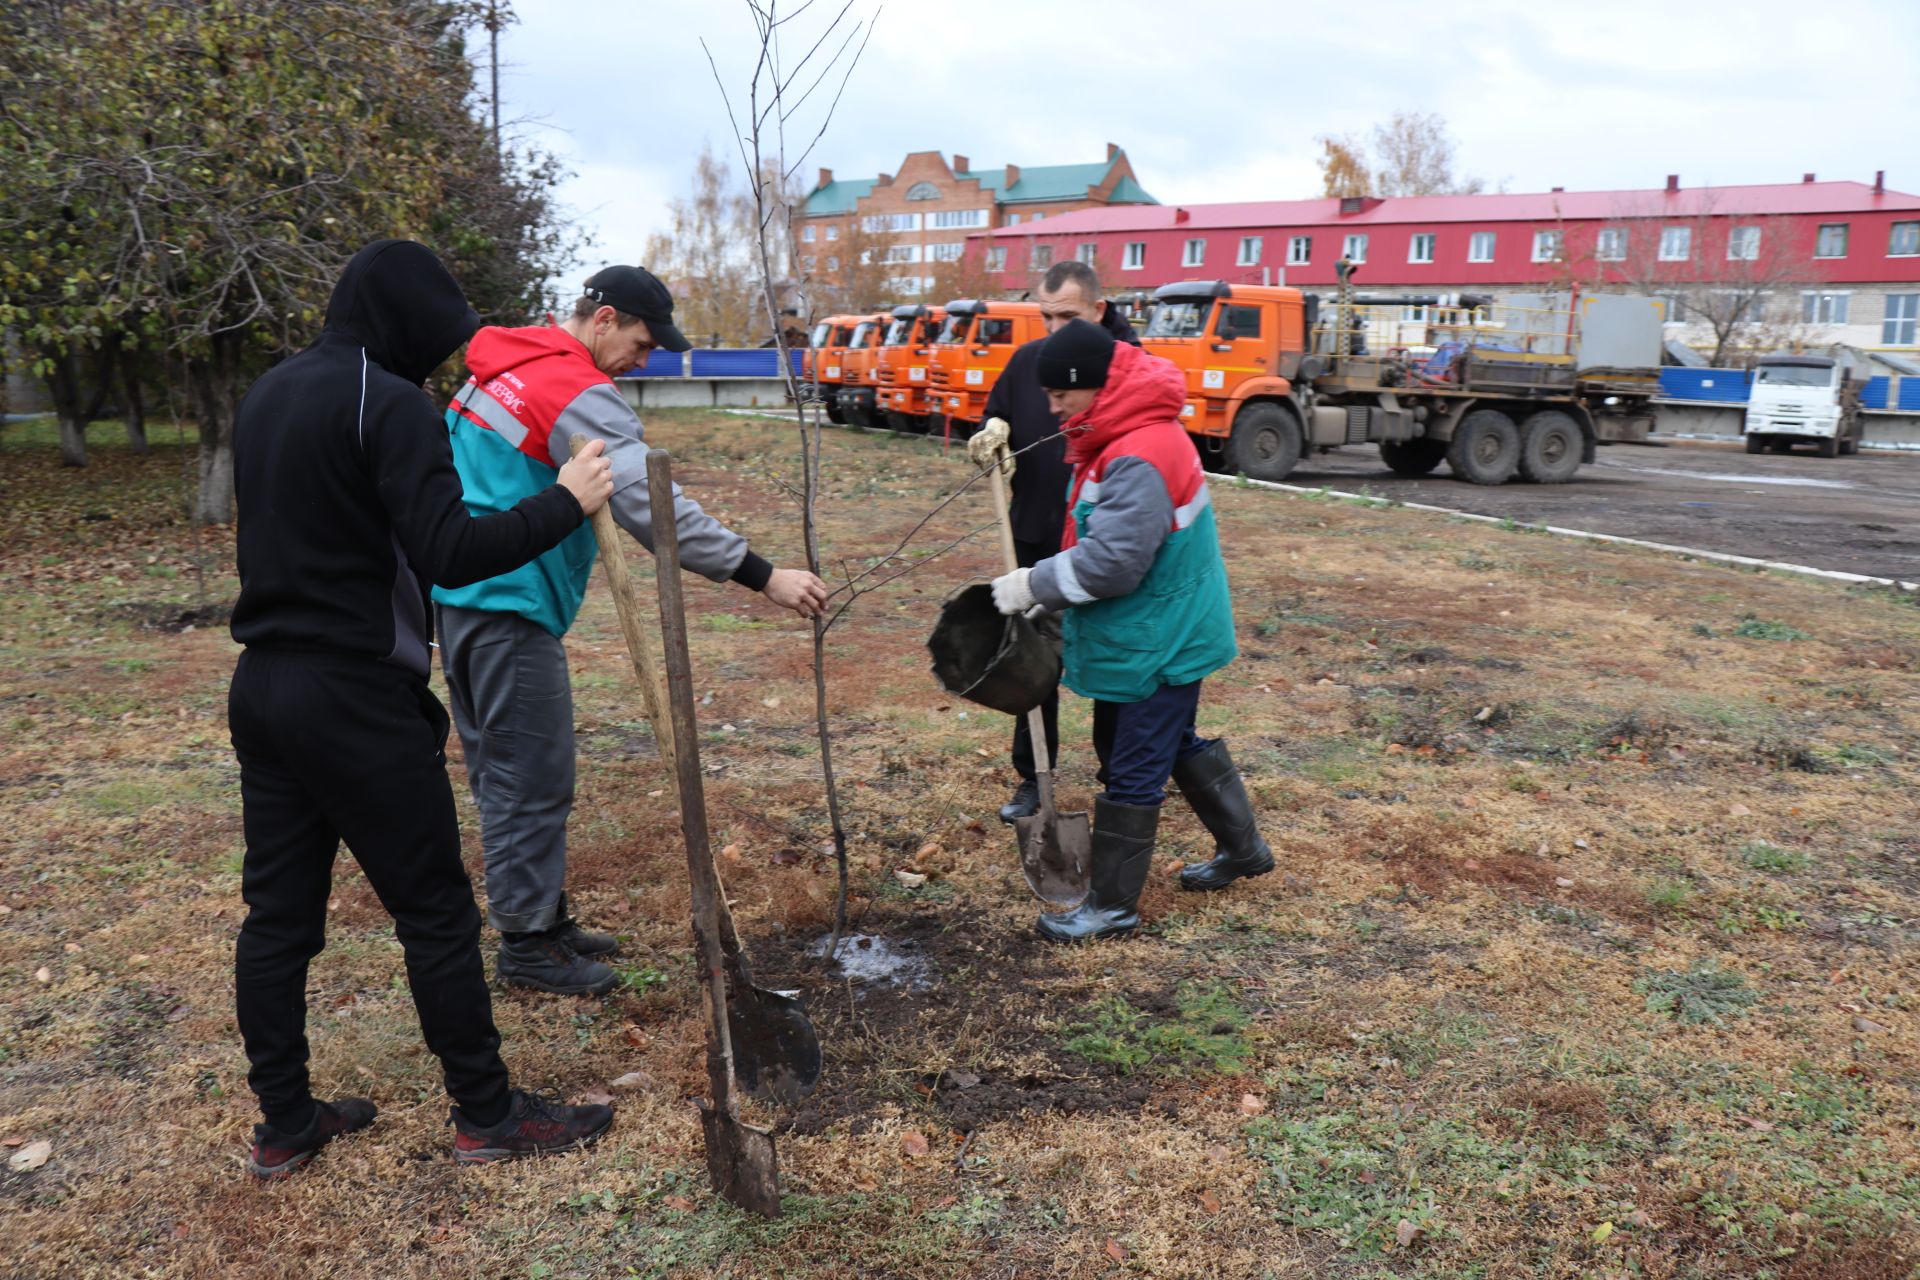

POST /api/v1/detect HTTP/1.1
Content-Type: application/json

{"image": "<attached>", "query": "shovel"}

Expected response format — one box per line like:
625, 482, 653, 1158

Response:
575, 439, 820, 1109
988, 449, 1091, 912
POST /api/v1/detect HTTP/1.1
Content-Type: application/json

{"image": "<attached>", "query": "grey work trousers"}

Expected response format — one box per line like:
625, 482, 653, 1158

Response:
435, 604, 576, 933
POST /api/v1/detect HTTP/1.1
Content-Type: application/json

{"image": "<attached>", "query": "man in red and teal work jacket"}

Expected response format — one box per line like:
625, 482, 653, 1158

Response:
434, 266, 828, 995
990, 319, 1276, 942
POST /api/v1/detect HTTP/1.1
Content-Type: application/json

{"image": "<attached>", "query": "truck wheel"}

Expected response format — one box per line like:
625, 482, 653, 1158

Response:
1379, 438, 1447, 476
1744, 433, 1764, 455
825, 396, 846, 425
1517, 411, 1583, 484
1446, 409, 1521, 485
1816, 435, 1840, 459
1229, 402, 1303, 482
1196, 436, 1234, 474
1840, 437, 1859, 456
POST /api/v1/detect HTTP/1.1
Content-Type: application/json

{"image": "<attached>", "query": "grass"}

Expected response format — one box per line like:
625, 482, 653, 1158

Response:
2, 410, 1918, 1279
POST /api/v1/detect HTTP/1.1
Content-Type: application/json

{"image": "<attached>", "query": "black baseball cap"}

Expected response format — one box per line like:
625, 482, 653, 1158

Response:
581, 265, 691, 353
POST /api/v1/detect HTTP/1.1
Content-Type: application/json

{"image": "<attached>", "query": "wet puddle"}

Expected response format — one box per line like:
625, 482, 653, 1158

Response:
807, 932, 936, 991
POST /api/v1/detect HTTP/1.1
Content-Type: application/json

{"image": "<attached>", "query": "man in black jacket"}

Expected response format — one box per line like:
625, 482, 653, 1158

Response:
228, 240, 618, 1179
969, 260, 1139, 822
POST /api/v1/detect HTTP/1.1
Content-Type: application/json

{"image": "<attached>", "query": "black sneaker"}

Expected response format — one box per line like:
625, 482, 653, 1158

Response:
451, 1088, 613, 1165
246, 1097, 377, 1180
554, 894, 619, 958
998, 779, 1040, 824
498, 930, 617, 996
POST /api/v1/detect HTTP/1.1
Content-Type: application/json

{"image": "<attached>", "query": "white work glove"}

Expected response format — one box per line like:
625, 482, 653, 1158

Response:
991, 567, 1037, 616
967, 416, 1015, 478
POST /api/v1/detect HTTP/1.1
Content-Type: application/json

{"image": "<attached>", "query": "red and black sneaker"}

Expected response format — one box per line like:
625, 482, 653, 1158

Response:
246, 1097, 378, 1180
451, 1088, 614, 1165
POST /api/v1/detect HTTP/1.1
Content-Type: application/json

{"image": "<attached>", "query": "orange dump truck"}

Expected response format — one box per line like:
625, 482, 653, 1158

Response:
874, 303, 945, 434
1141, 273, 1661, 484
927, 299, 1047, 439
834, 312, 891, 430
802, 314, 860, 423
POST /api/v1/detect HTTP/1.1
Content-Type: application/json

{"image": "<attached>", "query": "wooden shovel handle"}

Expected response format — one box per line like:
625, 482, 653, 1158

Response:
987, 446, 1053, 779
571, 435, 677, 783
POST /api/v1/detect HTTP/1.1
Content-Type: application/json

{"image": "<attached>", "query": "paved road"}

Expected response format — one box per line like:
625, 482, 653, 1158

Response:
1280, 440, 1920, 584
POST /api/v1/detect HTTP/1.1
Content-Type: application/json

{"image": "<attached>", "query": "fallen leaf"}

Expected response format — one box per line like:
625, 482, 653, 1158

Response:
914, 842, 943, 864
1591, 1220, 1614, 1245
0, 1137, 23, 1148
1205, 1143, 1230, 1164
933, 1194, 957, 1209
611, 1071, 656, 1090
1738, 1115, 1775, 1132
1396, 1218, 1420, 1249
900, 1131, 930, 1158
1238, 1093, 1266, 1116
33, 967, 49, 984
172, 1224, 189, 1241
581, 1086, 615, 1107
1852, 1016, 1887, 1035
761, 696, 782, 708
1358, 1169, 1377, 1185
1104, 1238, 1127, 1262
1555, 877, 1575, 888
893, 870, 927, 888
663, 1195, 695, 1212
647, 789, 665, 798
624, 1025, 648, 1048
62, 942, 79, 954
1729, 803, 1752, 818
1199, 1189, 1221, 1213
852, 1177, 878, 1192
771, 848, 803, 866
721, 843, 742, 861
944, 1068, 981, 1090
9, 1141, 50, 1172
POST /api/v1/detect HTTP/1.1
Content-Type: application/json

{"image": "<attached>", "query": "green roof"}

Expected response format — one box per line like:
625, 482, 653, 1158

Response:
803, 177, 876, 215
1105, 175, 1159, 205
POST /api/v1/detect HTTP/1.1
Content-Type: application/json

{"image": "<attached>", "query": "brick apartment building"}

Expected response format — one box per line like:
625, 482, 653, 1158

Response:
797, 145, 1156, 295
966, 174, 1920, 354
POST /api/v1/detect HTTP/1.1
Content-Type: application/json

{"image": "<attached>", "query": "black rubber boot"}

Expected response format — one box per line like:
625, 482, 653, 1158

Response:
998, 778, 1039, 825
1037, 796, 1159, 943
497, 930, 617, 996
1173, 740, 1274, 892
554, 892, 619, 958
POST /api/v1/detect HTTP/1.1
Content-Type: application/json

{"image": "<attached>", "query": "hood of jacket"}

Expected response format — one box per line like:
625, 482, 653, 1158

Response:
323, 240, 481, 385
462, 320, 601, 387
1062, 341, 1188, 465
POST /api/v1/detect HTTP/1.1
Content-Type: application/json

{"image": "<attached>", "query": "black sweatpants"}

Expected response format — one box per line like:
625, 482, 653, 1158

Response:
1010, 536, 1062, 781
228, 648, 511, 1129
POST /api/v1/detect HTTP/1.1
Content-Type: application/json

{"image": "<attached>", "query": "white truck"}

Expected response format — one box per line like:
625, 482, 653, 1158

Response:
1742, 352, 1865, 458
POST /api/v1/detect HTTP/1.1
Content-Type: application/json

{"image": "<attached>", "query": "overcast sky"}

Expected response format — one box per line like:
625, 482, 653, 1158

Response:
500, 0, 1918, 288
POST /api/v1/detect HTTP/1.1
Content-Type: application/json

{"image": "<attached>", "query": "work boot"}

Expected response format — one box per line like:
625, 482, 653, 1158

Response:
450, 1088, 614, 1165
497, 929, 617, 997
245, 1097, 377, 1180
1174, 740, 1275, 892
554, 892, 619, 958
998, 778, 1039, 824
1037, 796, 1159, 943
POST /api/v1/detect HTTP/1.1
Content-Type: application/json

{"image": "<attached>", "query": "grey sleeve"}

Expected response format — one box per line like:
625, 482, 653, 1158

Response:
1028, 455, 1172, 610
546, 383, 751, 583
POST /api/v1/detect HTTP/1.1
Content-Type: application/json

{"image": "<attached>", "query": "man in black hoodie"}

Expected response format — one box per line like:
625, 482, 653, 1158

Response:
229, 240, 617, 1178
968, 260, 1139, 822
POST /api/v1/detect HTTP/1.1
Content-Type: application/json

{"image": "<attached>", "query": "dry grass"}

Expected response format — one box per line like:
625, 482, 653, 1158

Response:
2, 411, 1918, 1279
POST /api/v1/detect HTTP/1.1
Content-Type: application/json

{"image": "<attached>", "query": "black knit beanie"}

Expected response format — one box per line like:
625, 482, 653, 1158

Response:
1035, 318, 1115, 390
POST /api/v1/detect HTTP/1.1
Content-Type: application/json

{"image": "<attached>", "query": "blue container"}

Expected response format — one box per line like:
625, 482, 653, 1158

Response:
1658, 368, 1752, 403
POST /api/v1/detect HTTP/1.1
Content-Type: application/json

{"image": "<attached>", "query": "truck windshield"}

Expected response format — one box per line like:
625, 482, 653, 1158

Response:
1756, 364, 1834, 388
849, 322, 877, 347
883, 319, 913, 345
1145, 301, 1212, 339
935, 313, 973, 343
809, 322, 832, 348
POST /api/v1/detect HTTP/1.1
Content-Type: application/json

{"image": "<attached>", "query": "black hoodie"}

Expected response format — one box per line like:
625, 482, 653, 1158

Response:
981, 302, 1140, 546
230, 240, 584, 677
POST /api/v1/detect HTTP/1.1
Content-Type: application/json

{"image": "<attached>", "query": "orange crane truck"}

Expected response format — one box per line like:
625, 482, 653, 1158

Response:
1142, 265, 1662, 484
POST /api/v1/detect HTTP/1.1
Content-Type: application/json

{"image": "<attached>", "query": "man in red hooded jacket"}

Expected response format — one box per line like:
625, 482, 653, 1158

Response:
990, 320, 1274, 941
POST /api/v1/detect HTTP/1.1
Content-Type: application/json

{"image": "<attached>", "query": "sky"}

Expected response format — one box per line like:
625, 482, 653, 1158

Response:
496, 0, 1920, 289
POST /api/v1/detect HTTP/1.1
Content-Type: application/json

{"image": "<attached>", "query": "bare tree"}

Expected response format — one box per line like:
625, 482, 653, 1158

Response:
1317, 111, 1485, 198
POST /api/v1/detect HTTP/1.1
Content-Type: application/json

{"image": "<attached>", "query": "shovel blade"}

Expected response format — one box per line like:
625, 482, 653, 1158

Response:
1015, 807, 1091, 912
699, 1101, 781, 1218
727, 983, 823, 1105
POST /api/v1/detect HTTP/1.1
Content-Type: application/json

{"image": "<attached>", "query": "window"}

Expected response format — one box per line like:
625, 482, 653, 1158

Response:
1882, 293, 1918, 345
1408, 233, 1435, 264
801, 255, 815, 271
1007, 214, 1020, 226
1802, 290, 1851, 324
1031, 212, 1045, 221
881, 244, 919, 264
801, 225, 816, 243
1468, 231, 1495, 262
1032, 244, 1053, 269
826, 224, 838, 241
1144, 301, 1210, 338
1815, 223, 1849, 258
1078, 242, 1098, 264
1532, 230, 1563, 262
1596, 227, 1627, 261
1890, 221, 1920, 257
928, 242, 965, 262
1656, 293, 1687, 323
1218, 305, 1261, 339
1402, 303, 1431, 323
1288, 235, 1311, 265
1123, 241, 1145, 270
985, 246, 1006, 273
977, 318, 1014, 345
1342, 233, 1368, 263
825, 256, 839, 271
931, 208, 990, 229
1658, 226, 1691, 261
1183, 238, 1206, 267
862, 212, 919, 233
906, 181, 941, 201
1728, 226, 1760, 261
1237, 236, 1263, 266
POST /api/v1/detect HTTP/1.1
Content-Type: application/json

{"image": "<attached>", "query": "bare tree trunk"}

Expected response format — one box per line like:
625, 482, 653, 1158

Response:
121, 352, 149, 454
188, 338, 239, 524
44, 351, 88, 467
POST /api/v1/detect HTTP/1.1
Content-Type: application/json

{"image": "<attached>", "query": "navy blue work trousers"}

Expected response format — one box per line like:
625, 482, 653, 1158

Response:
1091, 679, 1212, 807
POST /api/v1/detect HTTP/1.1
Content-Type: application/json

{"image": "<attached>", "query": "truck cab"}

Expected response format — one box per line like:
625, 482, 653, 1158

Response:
835, 312, 891, 430
803, 314, 859, 423
1743, 354, 1863, 458
1141, 281, 1310, 477
929, 299, 1046, 436
874, 303, 945, 434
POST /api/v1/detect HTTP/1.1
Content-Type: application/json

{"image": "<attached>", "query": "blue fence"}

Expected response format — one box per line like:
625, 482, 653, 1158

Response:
620, 349, 808, 379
